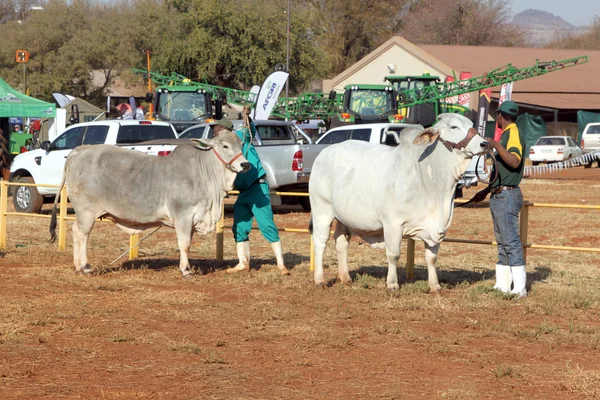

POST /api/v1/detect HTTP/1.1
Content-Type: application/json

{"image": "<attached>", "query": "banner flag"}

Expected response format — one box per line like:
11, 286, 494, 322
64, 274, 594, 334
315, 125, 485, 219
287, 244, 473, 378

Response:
248, 85, 260, 103
253, 71, 289, 120
444, 76, 458, 104
457, 72, 472, 106
475, 88, 492, 136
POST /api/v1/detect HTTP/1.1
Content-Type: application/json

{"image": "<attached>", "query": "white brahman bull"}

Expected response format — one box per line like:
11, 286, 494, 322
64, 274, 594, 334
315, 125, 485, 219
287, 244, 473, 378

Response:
49, 131, 249, 276
309, 114, 489, 292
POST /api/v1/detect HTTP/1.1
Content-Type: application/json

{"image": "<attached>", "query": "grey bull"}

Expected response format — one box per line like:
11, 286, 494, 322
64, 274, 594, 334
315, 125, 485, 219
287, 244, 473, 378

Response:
309, 114, 489, 292
49, 131, 250, 275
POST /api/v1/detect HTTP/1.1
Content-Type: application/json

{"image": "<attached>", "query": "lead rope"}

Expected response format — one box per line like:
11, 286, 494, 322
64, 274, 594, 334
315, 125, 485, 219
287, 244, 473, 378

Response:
106, 226, 162, 268
456, 149, 499, 208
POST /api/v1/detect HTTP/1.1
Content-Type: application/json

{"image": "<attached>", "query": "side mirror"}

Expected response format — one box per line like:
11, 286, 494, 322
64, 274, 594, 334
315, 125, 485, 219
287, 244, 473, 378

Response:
145, 92, 154, 103
42, 141, 50, 151
328, 90, 337, 101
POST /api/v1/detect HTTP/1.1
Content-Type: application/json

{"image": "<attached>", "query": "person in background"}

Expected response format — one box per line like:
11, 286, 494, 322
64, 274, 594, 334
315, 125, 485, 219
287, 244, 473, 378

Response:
8, 124, 33, 155
472, 100, 527, 298
211, 111, 289, 276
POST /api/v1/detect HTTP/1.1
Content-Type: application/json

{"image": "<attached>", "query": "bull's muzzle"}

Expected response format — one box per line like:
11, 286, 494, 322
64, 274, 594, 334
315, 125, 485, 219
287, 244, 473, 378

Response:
240, 162, 251, 172
480, 141, 489, 151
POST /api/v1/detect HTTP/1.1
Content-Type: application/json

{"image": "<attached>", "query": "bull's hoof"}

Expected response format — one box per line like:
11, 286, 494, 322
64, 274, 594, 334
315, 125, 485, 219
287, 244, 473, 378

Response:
340, 279, 353, 287
314, 281, 326, 288
226, 263, 250, 274
386, 284, 400, 292
279, 268, 291, 276
429, 289, 442, 296
76, 265, 93, 276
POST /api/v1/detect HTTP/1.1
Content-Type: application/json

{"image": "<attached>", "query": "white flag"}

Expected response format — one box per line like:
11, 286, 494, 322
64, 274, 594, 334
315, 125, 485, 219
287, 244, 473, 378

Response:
248, 85, 260, 103
253, 71, 289, 120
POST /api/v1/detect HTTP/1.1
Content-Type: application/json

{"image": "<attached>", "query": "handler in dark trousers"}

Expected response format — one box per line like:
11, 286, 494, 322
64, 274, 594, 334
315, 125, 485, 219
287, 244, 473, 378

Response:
211, 108, 289, 275
473, 101, 527, 298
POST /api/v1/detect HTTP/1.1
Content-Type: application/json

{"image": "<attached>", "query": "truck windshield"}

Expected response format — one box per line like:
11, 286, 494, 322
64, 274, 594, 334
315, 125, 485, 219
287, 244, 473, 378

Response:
157, 91, 208, 121
348, 90, 394, 116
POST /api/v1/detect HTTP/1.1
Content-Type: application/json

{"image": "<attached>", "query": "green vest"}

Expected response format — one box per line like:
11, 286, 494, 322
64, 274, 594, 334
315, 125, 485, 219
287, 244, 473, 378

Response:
492, 123, 524, 188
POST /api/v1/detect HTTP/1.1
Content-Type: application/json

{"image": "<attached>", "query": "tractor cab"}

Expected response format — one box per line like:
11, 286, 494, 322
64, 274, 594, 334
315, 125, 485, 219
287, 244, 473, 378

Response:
147, 80, 215, 133
332, 84, 403, 128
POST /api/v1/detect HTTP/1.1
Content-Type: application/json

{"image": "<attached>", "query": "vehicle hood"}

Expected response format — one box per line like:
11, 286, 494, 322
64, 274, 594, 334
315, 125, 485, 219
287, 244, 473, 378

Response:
9, 149, 45, 172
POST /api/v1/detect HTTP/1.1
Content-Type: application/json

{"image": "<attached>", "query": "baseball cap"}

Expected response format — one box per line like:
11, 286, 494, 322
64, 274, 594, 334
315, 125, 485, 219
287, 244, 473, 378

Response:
211, 118, 233, 130
497, 101, 519, 117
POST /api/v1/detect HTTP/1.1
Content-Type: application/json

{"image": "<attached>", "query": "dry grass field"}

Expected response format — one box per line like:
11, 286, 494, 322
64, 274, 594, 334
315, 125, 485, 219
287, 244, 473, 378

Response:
1, 172, 600, 399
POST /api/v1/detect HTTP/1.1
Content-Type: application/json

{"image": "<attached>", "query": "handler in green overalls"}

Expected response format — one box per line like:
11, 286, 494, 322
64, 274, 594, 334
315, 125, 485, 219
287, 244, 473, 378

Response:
211, 108, 289, 275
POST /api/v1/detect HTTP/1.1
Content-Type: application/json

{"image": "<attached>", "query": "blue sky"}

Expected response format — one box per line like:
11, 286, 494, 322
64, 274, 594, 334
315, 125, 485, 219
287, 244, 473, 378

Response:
512, 0, 600, 26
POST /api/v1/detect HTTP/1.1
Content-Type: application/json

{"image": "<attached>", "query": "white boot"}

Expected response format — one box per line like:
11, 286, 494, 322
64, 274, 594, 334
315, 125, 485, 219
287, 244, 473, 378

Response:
510, 265, 527, 298
493, 264, 512, 294
226, 241, 250, 273
271, 241, 290, 275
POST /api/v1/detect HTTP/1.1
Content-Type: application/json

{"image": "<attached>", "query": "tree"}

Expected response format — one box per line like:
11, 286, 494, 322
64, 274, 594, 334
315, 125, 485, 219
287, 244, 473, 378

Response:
143, 0, 329, 94
546, 17, 600, 50
298, 0, 409, 74
400, 0, 525, 46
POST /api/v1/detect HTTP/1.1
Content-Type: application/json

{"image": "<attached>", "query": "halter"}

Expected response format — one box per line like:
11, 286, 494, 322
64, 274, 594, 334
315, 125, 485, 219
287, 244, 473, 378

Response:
438, 128, 479, 151
212, 148, 244, 171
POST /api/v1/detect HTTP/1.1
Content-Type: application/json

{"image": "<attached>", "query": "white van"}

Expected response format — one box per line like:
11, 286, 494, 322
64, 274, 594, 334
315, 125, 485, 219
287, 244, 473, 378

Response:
581, 122, 600, 168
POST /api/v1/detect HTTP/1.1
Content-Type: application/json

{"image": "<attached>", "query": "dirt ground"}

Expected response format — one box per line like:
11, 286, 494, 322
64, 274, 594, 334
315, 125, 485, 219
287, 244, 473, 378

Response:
1, 168, 600, 399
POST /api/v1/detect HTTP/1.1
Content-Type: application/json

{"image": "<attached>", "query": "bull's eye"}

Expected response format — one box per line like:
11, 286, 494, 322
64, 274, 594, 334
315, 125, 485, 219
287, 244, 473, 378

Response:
450, 125, 459, 129
223, 145, 230, 150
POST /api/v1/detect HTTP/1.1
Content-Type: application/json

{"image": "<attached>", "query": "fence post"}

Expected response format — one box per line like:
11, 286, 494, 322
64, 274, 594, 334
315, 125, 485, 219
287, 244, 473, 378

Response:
129, 234, 139, 260
520, 202, 529, 263
58, 185, 68, 251
406, 238, 415, 281
310, 235, 315, 272
0, 181, 7, 249
216, 201, 225, 261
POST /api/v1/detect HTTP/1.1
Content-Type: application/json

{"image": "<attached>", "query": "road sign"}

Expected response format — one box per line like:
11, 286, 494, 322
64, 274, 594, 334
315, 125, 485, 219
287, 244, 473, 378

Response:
16, 50, 29, 63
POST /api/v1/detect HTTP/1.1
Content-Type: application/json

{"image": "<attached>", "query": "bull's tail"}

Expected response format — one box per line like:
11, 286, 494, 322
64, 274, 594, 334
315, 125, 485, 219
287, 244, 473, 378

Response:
49, 159, 70, 242
308, 216, 313, 235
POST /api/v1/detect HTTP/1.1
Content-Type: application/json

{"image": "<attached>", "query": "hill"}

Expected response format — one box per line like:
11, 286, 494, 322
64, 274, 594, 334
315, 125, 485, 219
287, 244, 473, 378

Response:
512, 9, 590, 47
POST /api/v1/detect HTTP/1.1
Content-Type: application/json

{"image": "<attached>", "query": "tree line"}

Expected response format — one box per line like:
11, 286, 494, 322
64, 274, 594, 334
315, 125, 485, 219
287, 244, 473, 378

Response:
0, 0, 597, 106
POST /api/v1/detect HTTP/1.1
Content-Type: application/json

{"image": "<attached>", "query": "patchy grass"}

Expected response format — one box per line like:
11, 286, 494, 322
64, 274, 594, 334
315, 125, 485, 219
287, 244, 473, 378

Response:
0, 178, 599, 398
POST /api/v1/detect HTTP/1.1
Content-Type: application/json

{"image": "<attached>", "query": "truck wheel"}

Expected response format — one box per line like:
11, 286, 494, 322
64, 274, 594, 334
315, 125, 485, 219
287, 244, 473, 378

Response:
299, 196, 311, 212
12, 176, 44, 214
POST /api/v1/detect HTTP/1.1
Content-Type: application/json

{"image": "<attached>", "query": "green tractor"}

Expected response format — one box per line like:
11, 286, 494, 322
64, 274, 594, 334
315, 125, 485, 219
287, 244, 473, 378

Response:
328, 84, 405, 128
385, 73, 470, 127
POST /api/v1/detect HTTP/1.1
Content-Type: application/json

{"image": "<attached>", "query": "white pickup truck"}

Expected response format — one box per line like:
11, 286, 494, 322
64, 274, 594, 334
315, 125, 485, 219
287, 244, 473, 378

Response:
9, 120, 178, 213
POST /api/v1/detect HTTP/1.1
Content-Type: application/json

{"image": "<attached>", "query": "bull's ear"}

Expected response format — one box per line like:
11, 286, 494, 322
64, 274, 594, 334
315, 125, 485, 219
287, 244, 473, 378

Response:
191, 138, 213, 150
412, 127, 440, 145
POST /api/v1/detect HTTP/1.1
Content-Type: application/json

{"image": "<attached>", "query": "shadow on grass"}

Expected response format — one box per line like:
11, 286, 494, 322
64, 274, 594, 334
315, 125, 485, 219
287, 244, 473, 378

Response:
349, 264, 552, 289
98, 251, 309, 275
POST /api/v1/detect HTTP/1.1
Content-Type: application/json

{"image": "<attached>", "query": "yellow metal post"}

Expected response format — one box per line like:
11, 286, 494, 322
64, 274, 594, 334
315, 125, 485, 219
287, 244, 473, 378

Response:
129, 234, 139, 260
58, 185, 67, 251
406, 238, 415, 281
216, 201, 225, 261
310, 235, 315, 272
520, 203, 529, 263
0, 181, 7, 249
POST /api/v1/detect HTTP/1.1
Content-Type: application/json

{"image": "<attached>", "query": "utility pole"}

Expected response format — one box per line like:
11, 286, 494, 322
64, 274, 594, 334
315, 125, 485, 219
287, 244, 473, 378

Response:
285, 0, 290, 99
144, 50, 153, 114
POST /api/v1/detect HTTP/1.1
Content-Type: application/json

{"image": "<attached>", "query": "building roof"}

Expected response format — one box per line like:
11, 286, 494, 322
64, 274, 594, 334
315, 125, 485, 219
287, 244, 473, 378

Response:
323, 36, 455, 92
420, 45, 600, 110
